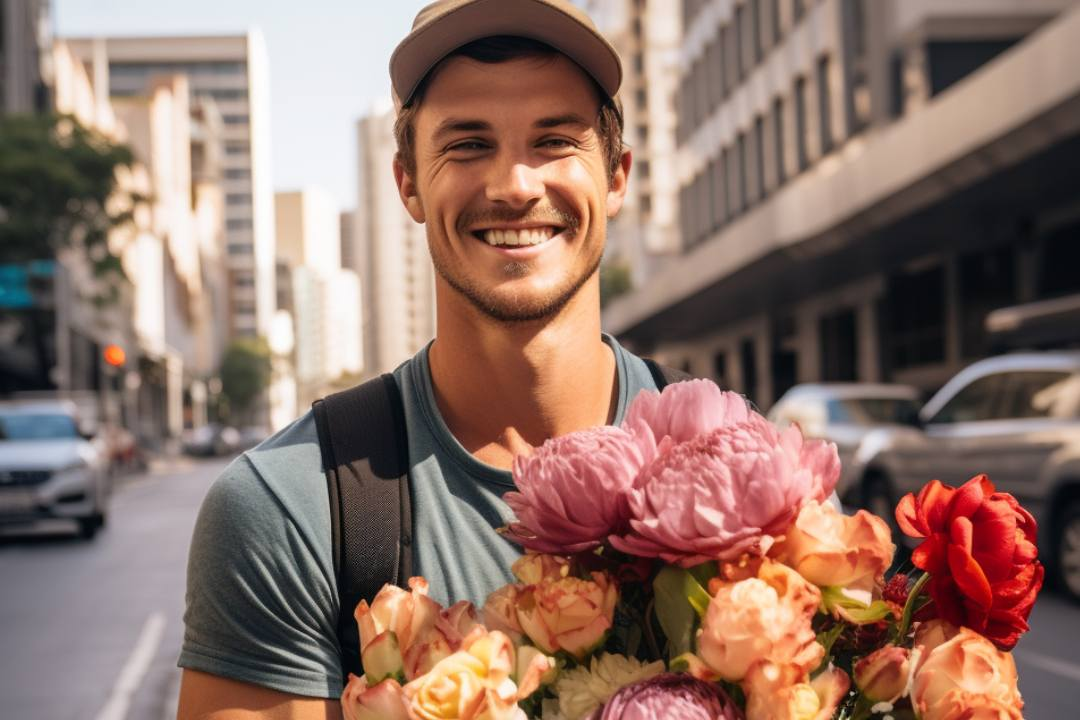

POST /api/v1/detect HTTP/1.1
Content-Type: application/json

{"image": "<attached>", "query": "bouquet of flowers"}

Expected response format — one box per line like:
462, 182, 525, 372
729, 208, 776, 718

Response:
341, 380, 1044, 720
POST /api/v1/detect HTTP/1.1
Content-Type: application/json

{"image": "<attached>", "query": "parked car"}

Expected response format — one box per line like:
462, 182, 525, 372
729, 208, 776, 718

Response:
0, 400, 111, 539
848, 352, 1080, 602
768, 383, 923, 503
181, 423, 241, 457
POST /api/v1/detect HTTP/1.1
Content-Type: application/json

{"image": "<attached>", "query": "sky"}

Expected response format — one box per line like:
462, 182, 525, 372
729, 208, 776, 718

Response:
53, 0, 432, 212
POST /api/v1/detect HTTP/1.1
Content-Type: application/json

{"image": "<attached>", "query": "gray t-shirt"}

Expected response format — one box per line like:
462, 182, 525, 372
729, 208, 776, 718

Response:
178, 335, 659, 698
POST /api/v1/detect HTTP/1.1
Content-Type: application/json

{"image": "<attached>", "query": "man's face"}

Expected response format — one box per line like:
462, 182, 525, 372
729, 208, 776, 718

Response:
397, 53, 629, 323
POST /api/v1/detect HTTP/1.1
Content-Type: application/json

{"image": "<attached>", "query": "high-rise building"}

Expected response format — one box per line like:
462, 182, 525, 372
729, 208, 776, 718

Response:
605, 0, 1080, 406
65, 32, 276, 341
1, 0, 51, 114
354, 105, 436, 376
275, 189, 362, 409
582, 0, 683, 292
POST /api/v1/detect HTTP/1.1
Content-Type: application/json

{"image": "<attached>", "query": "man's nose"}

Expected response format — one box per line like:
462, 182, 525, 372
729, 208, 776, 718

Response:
485, 157, 544, 208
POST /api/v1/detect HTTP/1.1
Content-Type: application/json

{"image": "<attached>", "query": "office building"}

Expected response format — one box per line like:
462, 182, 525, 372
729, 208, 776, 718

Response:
605, 0, 1080, 407
66, 32, 276, 341
1, 0, 51, 114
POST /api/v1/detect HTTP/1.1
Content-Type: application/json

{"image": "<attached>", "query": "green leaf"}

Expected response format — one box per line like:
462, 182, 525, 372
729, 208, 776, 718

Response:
687, 561, 719, 588
652, 566, 712, 656
821, 586, 893, 624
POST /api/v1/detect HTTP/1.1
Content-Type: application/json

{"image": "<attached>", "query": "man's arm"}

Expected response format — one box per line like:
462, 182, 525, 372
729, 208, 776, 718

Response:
177, 670, 341, 720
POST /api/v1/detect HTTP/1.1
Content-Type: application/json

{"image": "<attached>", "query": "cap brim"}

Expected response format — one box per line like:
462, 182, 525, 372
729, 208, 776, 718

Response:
390, 0, 621, 106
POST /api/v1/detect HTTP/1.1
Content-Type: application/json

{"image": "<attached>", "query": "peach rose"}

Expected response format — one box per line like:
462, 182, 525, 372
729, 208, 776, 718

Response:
481, 583, 524, 643
853, 646, 911, 704
511, 553, 572, 584
515, 570, 618, 661
775, 501, 895, 593
341, 674, 409, 720
744, 664, 850, 720
912, 626, 1023, 720
355, 578, 480, 682
403, 629, 545, 720
697, 560, 823, 682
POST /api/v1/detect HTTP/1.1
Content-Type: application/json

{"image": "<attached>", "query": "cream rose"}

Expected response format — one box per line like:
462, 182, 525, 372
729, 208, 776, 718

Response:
515, 570, 618, 661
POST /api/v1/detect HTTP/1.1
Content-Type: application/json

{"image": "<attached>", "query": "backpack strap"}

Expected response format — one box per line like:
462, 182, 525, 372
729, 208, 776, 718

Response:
312, 373, 412, 681
643, 358, 694, 389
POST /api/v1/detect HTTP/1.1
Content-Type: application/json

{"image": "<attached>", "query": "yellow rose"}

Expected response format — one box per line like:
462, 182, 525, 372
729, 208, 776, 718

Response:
698, 560, 823, 682
403, 629, 538, 720
912, 626, 1023, 720
775, 501, 895, 593
515, 571, 617, 661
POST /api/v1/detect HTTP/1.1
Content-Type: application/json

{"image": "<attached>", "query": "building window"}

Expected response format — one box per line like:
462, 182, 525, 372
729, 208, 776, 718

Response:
636, 88, 648, 112
735, 4, 747, 80
817, 55, 834, 155
723, 147, 737, 220
710, 156, 726, 229
706, 38, 724, 109
227, 243, 253, 255
960, 246, 1017, 358
926, 39, 1020, 97
751, 0, 764, 63
226, 218, 253, 231
225, 168, 249, 180
794, 76, 809, 171
753, 115, 766, 201
773, 96, 786, 186
201, 88, 247, 101
225, 141, 250, 155
637, 160, 651, 180
226, 193, 250, 206
234, 303, 256, 315
713, 351, 728, 387
680, 184, 693, 249
722, 24, 737, 96
736, 132, 748, 213
885, 265, 947, 371
820, 307, 859, 382
223, 114, 250, 125
639, 124, 650, 143
772, 0, 783, 43
633, 52, 644, 74
740, 338, 759, 406
234, 272, 256, 287
640, 194, 652, 215
793, 0, 805, 22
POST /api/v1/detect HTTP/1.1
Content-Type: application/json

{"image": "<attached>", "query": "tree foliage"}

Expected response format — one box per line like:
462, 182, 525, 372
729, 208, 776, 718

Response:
600, 259, 633, 308
219, 337, 272, 419
0, 113, 140, 301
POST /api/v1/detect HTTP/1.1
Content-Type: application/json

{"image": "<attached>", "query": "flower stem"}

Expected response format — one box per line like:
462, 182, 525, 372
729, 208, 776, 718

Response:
642, 597, 662, 660
896, 572, 930, 642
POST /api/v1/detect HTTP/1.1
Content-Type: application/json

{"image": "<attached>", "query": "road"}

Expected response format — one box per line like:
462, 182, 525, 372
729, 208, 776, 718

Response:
1, 458, 1079, 719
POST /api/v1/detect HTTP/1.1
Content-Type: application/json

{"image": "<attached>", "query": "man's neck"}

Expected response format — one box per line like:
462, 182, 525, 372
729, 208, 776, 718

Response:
428, 280, 617, 470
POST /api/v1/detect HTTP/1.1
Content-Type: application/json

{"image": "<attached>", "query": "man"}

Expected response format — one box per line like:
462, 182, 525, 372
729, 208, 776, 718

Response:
177, 1, 663, 717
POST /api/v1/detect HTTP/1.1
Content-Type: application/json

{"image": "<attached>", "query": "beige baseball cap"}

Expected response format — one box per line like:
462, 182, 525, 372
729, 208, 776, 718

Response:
390, 0, 622, 106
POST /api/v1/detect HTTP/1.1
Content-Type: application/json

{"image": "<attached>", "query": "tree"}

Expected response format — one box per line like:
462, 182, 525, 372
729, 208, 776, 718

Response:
600, 259, 633, 308
219, 337, 272, 422
0, 113, 141, 304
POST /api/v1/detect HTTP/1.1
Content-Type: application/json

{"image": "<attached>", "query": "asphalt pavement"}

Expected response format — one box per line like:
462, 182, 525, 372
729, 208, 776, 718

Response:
0, 457, 1078, 719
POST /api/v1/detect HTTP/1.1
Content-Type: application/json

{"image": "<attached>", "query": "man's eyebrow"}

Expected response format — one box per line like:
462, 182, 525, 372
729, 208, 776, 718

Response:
431, 118, 492, 142
535, 113, 591, 129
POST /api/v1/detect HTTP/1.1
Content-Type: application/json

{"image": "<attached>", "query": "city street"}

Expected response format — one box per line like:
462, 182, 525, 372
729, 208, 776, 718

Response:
2, 458, 1080, 719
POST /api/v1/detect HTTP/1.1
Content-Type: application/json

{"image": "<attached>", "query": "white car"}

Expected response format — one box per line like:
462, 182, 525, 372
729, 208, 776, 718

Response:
0, 400, 111, 539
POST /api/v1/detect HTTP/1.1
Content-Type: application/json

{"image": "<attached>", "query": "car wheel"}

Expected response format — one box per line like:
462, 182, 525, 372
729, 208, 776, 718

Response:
1055, 500, 1080, 604
77, 512, 105, 540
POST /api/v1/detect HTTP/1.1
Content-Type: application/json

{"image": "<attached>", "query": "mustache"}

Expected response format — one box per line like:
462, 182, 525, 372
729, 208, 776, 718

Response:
457, 206, 579, 234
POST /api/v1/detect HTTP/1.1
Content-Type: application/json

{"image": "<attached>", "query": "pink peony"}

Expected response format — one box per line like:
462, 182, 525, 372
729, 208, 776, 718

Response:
589, 673, 744, 720
623, 380, 750, 446
610, 414, 839, 566
505, 426, 656, 554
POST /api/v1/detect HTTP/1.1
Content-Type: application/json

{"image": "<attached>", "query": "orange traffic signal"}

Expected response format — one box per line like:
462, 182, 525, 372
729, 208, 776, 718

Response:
103, 344, 126, 367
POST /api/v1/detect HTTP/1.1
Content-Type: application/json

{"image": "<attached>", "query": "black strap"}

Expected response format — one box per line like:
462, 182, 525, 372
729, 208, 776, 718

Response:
312, 373, 412, 681
643, 358, 694, 389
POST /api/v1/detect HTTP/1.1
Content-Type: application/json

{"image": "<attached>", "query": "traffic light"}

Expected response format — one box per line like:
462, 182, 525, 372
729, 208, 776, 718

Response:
103, 344, 126, 367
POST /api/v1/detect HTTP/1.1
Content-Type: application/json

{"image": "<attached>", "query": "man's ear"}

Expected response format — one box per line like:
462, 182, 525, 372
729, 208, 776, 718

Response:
393, 155, 426, 223
606, 148, 632, 218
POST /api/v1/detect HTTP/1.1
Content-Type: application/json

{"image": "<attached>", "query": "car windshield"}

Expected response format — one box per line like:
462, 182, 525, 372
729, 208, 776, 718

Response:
826, 397, 921, 425
0, 413, 80, 440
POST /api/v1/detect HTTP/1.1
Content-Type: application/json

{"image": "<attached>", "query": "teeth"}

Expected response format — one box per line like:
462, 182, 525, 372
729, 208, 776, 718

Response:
482, 228, 556, 246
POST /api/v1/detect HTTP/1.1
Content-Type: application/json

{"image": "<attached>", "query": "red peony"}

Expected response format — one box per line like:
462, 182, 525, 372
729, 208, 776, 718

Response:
895, 475, 1043, 650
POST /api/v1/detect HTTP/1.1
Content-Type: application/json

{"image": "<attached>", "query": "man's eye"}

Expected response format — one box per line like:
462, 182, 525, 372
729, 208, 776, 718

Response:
540, 138, 574, 149
448, 141, 489, 152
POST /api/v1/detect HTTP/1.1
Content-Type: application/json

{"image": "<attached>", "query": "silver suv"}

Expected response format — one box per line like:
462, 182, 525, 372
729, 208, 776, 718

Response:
850, 353, 1080, 602
0, 400, 111, 539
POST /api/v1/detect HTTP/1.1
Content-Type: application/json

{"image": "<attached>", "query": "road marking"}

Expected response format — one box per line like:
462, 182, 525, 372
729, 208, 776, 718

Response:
1014, 649, 1080, 683
95, 611, 167, 720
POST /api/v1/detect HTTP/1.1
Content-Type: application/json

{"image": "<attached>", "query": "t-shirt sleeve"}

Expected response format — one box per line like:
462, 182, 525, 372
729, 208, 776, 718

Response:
178, 454, 343, 698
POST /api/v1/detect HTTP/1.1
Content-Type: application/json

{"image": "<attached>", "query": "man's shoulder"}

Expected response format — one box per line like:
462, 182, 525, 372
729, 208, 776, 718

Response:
201, 412, 328, 535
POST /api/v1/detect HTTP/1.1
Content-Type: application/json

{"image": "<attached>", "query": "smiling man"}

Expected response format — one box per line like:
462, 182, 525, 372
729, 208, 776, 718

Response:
176, 1, 683, 718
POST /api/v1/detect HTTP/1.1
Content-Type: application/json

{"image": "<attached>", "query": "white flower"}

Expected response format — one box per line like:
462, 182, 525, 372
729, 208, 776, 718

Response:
554, 653, 665, 720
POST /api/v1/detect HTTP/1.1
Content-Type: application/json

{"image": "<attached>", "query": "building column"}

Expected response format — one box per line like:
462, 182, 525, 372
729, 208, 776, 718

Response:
857, 299, 881, 382
795, 307, 821, 383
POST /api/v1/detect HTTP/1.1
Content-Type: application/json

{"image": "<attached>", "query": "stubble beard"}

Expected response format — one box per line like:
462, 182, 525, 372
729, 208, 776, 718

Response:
430, 235, 604, 324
